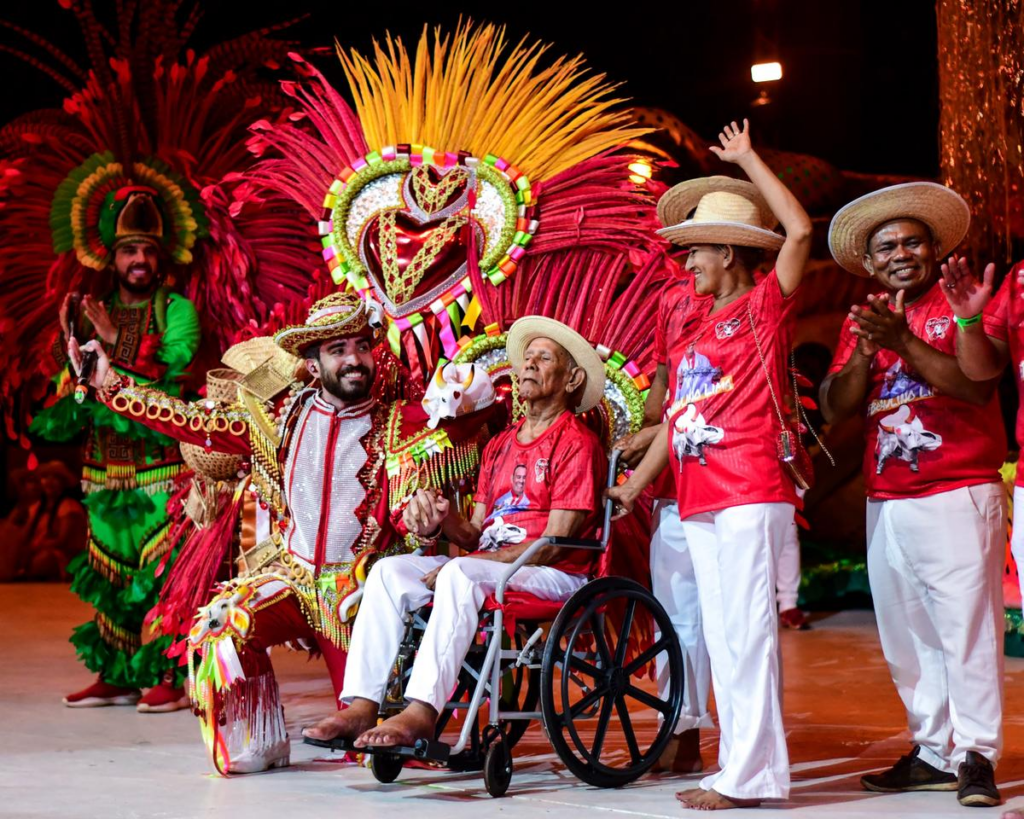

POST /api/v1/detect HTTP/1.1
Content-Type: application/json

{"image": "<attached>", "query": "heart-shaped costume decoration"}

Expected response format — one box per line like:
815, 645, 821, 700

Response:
359, 164, 479, 309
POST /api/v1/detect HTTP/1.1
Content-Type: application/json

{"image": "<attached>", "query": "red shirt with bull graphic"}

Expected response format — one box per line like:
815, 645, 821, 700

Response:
652, 273, 703, 500
474, 410, 606, 575
664, 270, 800, 519
978, 261, 1024, 486
828, 280, 1005, 499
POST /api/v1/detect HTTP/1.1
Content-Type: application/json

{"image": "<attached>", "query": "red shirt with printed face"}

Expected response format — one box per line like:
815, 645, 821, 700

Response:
474, 410, 607, 575
978, 261, 1024, 485
665, 270, 800, 519
828, 279, 1006, 499
651, 274, 702, 499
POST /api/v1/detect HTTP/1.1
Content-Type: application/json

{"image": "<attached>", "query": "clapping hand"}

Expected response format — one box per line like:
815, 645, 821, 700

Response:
848, 291, 911, 355
940, 255, 996, 319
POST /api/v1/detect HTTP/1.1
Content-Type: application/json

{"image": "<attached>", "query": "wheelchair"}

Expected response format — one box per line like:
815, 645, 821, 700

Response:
305, 451, 685, 797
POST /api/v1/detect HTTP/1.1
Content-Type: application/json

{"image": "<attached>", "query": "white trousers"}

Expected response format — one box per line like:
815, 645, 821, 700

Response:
341, 553, 586, 712
682, 502, 793, 800
1010, 486, 1024, 607
650, 499, 712, 732
866, 483, 1005, 770
776, 518, 801, 612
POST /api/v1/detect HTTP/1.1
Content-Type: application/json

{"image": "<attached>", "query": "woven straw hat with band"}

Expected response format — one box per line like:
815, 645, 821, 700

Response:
657, 175, 784, 251
506, 316, 605, 413
274, 292, 380, 357
828, 182, 971, 277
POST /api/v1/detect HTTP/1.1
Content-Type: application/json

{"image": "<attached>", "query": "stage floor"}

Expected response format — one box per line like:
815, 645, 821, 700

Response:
2, 583, 1022, 819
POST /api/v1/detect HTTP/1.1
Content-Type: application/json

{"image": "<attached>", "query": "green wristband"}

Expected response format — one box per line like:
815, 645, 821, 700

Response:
955, 313, 983, 330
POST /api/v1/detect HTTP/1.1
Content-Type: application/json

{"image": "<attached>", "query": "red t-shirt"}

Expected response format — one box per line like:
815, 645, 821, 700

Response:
828, 280, 1006, 499
651, 274, 702, 499
978, 261, 1024, 484
474, 410, 606, 575
665, 270, 800, 519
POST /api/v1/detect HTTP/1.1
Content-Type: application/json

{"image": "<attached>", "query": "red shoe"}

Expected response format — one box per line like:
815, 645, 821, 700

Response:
137, 674, 190, 713
64, 677, 140, 708
779, 608, 810, 630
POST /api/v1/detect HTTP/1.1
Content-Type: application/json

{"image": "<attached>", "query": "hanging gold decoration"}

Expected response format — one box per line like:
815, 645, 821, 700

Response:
938, 0, 1024, 264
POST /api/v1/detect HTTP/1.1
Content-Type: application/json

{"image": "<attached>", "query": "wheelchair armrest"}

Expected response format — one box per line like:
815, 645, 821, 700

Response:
544, 536, 605, 550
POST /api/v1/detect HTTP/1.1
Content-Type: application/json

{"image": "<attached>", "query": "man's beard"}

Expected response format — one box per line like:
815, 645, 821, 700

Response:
321, 365, 373, 402
117, 264, 159, 296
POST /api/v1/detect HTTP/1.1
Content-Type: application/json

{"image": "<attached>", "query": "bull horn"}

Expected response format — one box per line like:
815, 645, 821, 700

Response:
460, 366, 475, 391
434, 366, 448, 389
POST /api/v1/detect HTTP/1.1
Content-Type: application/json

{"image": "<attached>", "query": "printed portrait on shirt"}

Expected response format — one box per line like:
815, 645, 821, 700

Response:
868, 360, 934, 417
674, 350, 733, 405
484, 463, 532, 524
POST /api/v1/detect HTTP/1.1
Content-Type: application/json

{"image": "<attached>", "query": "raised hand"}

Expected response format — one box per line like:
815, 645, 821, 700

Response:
940, 255, 996, 319
81, 296, 118, 345
709, 118, 754, 165
59, 293, 72, 340
849, 291, 911, 355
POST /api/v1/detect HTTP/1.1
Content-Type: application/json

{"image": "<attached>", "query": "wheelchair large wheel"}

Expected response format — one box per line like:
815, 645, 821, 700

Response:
540, 577, 683, 788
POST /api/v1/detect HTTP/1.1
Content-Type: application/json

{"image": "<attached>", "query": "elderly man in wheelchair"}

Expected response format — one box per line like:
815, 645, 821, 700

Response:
302, 316, 608, 750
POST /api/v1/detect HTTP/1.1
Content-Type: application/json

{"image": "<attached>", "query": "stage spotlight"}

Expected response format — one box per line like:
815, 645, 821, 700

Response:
751, 62, 783, 83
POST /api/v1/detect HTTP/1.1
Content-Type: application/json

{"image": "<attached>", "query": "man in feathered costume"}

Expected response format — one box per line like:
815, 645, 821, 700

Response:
72, 289, 498, 773
0, 2, 315, 710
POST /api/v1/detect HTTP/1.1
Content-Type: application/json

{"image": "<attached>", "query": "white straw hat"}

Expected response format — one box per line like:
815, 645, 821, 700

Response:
656, 176, 784, 250
507, 316, 605, 413
828, 182, 970, 276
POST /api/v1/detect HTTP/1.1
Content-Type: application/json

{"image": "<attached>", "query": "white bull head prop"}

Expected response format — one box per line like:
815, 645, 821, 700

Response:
422, 362, 495, 429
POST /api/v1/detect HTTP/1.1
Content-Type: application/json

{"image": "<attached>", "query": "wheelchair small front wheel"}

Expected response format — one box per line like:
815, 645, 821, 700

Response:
483, 736, 513, 797
370, 752, 404, 784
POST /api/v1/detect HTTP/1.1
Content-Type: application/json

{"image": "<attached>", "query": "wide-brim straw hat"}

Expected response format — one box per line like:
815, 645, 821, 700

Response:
656, 176, 784, 251
507, 316, 605, 413
274, 292, 379, 356
828, 182, 970, 276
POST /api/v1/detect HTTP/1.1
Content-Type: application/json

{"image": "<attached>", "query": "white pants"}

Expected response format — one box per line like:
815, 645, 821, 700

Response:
1010, 486, 1024, 607
683, 502, 793, 800
866, 483, 1005, 770
341, 553, 586, 712
650, 499, 712, 732
776, 518, 801, 612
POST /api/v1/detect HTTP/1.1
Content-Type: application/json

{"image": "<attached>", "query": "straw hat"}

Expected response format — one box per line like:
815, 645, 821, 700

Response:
180, 368, 246, 481
828, 182, 970, 276
273, 292, 380, 357
656, 176, 784, 250
507, 316, 605, 413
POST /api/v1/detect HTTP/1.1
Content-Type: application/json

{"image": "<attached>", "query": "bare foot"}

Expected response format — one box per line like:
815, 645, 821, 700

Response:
655, 730, 704, 774
678, 789, 762, 811
354, 701, 437, 748
301, 698, 379, 741
676, 787, 706, 802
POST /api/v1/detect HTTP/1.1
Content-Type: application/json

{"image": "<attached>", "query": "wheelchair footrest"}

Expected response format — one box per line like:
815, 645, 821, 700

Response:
302, 736, 358, 752
301, 735, 451, 764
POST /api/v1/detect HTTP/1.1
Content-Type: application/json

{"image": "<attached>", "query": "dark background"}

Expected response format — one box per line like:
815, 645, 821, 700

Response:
0, 0, 938, 176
